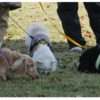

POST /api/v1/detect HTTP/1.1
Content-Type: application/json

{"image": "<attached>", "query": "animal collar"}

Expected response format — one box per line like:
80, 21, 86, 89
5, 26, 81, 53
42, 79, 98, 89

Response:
29, 34, 52, 57
0, 51, 9, 64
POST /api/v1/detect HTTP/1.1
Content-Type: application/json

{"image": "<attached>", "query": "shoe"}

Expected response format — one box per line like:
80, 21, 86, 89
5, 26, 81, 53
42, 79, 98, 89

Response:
70, 47, 82, 52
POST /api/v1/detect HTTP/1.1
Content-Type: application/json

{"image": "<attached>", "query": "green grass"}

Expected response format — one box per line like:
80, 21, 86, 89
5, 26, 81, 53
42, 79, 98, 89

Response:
0, 2, 99, 97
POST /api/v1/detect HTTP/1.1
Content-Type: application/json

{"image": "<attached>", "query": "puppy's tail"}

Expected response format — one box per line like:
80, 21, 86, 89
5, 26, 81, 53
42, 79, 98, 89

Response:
25, 22, 48, 49
27, 22, 47, 36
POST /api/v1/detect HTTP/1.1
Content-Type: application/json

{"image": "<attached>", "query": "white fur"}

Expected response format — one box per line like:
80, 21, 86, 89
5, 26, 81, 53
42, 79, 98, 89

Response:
25, 23, 57, 74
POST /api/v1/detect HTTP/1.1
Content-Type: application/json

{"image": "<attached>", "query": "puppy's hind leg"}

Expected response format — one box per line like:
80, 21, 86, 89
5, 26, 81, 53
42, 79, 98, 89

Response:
0, 69, 7, 81
0, 74, 7, 81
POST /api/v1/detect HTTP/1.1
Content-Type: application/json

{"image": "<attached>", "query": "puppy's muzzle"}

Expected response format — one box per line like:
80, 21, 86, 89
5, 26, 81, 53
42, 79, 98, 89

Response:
27, 73, 39, 79
32, 75, 39, 80
35, 75, 39, 79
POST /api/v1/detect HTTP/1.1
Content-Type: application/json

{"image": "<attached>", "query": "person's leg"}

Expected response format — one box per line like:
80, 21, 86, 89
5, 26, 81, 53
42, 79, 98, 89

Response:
84, 2, 100, 45
0, 6, 10, 47
57, 2, 86, 50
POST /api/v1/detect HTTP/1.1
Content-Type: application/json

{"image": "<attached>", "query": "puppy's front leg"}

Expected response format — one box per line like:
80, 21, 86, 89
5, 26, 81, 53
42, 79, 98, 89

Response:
2, 75, 7, 81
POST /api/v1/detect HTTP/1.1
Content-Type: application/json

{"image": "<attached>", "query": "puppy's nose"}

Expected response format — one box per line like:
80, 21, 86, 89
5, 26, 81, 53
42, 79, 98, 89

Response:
36, 75, 39, 79
42, 71, 45, 74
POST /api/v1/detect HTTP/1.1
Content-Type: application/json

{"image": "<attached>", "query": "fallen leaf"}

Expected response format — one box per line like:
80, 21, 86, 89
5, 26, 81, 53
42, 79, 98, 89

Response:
47, 5, 51, 8
43, 18, 47, 21
59, 44, 62, 47
12, 42, 16, 45
87, 31, 91, 34
30, 16, 32, 18
37, 95, 45, 97
19, 10, 22, 12
88, 35, 92, 38
19, 18, 22, 20
34, 17, 37, 19
84, 79, 88, 83
19, 84, 24, 87
41, 80, 44, 84
61, 59, 65, 61
57, 79, 61, 81
22, 46, 25, 48
50, 17, 55, 20
32, 78, 35, 81
81, 26, 84, 28
63, 66, 66, 69
74, 62, 77, 68
73, 60, 77, 68
64, 85, 68, 87
53, 36, 56, 38
86, 41, 89, 43
46, 72, 50, 76
21, 36, 25, 39
27, 80, 32, 82
91, 91, 95, 93
57, 49, 62, 52
52, 42, 57, 44
73, 87, 78, 91
5, 32, 8, 37
51, 78, 57, 83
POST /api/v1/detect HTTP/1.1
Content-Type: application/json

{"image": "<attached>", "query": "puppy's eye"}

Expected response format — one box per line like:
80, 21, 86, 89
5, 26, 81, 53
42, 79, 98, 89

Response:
31, 64, 33, 67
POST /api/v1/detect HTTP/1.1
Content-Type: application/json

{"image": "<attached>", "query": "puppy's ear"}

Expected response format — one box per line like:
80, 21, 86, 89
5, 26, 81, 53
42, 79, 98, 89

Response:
16, 58, 27, 75
10, 58, 27, 75
51, 60, 57, 64
10, 58, 22, 71
36, 59, 42, 64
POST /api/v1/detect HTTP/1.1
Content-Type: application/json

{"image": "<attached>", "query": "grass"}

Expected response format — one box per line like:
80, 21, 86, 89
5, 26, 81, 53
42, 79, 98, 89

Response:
0, 2, 99, 97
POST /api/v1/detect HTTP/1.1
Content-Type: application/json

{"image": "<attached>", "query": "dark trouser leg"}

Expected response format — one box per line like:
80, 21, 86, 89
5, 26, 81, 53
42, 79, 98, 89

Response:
84, 2, 100, 45
57, 2, 86, 49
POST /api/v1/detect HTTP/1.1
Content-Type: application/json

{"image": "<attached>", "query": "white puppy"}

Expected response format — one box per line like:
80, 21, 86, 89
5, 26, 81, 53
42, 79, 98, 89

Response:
25, 23, 57, 74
